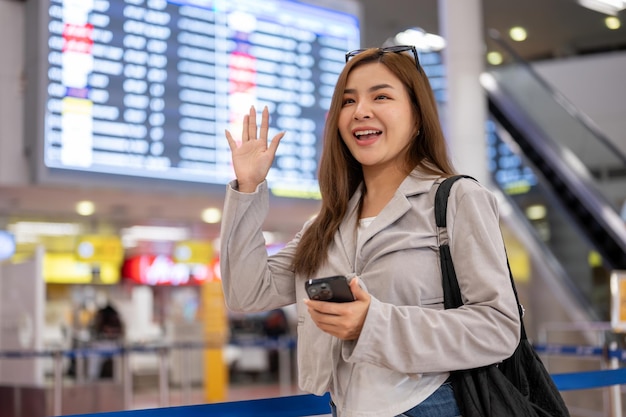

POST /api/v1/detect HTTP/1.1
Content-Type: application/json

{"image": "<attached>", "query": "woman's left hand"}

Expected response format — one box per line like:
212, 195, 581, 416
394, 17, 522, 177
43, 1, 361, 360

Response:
304, 278, 371, 340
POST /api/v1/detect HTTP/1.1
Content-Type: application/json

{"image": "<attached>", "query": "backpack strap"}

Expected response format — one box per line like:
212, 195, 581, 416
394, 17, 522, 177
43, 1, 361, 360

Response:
435, 175, 476, 310
435, 175, 476, 228
435, 175, 528, 339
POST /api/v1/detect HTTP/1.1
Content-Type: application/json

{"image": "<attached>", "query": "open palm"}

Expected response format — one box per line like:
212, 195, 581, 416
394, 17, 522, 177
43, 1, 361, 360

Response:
225, 106, 284, 193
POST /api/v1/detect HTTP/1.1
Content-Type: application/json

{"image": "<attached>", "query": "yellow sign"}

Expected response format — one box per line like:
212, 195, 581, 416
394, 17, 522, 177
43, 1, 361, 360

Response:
501, 226, 530, 283
43, 252, 121, 284
201, 280, 228, 402
173, 240, 213, 264
610, 271, 626, 332
201, 280, 228, 343
75, 235, 124, 263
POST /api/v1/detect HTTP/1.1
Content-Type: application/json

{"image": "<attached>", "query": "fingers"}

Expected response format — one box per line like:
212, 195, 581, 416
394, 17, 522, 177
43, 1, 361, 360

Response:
303, 277, 370, 340
260, 106, 269, 143
303, 298, 342, 316
247, 106, 257, 141
241, 114, 250, 141
225, 129, 236, 150
231, 105, 283, 149
349, 278, 369, 302
268, 131, 285, 154
304, 301, 361, 340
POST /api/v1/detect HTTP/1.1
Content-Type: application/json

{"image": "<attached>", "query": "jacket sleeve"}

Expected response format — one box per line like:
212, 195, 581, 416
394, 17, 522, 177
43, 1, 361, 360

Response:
342, 180, 521, 373
219, 180, 300, 312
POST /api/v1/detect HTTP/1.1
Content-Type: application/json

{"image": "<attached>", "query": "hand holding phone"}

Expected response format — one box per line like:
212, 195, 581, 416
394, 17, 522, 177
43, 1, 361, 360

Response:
305, 275, 355, 303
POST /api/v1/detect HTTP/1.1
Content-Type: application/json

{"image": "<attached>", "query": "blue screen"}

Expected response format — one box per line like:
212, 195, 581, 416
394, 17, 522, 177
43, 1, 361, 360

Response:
41, 0, 360, 198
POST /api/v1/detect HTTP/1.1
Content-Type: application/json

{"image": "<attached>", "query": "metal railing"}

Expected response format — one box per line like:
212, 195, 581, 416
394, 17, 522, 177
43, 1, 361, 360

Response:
0, 336, 296, 416
5, 334, 626, 416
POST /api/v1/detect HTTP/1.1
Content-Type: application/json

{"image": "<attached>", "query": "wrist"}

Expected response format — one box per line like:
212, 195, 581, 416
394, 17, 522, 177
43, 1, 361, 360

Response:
236, 180, 259, 193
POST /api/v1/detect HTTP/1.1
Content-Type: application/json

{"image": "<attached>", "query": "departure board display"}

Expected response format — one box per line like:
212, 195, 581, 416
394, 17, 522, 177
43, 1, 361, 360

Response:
486, 119, 538, 195
36, 0, 360, 198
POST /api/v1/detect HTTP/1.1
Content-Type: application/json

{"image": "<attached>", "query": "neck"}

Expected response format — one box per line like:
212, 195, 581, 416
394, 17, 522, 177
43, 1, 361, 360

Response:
360, 166, 409, 218
362, 163, 409, 193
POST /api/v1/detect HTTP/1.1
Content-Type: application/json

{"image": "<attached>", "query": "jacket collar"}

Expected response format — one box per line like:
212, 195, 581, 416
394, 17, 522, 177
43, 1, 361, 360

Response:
338, 169, 441, 270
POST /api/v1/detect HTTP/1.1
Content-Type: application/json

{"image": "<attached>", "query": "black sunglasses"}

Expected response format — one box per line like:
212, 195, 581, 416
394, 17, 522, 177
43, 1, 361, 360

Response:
345, 45, 421, 71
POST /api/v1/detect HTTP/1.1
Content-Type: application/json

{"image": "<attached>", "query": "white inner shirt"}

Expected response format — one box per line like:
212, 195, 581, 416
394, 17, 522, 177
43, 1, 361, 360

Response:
358, 216, 375, 230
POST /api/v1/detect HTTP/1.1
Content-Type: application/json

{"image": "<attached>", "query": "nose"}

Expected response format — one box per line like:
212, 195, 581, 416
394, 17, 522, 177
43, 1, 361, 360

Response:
353, 101, 372, 119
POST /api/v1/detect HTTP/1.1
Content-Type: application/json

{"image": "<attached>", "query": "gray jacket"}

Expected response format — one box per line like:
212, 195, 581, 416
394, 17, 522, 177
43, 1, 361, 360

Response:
220, 170, 520, 416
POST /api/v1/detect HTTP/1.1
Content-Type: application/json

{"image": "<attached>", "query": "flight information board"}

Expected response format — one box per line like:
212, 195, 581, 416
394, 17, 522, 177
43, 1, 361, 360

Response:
486, 119, 538, 195
40, 0, 360, 198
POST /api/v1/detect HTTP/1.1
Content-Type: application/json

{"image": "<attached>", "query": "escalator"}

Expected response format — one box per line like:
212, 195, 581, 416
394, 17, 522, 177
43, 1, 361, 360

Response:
482, 30, 626, 323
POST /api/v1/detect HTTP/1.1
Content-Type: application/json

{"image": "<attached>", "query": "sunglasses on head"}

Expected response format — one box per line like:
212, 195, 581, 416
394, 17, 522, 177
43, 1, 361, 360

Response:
345, 45, 421, 71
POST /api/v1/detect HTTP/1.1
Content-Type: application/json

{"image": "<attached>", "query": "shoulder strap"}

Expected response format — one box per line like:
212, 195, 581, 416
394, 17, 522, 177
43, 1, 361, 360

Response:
435, 175, 476, 228
435, 175, 528, 339
436, 175, 475, 310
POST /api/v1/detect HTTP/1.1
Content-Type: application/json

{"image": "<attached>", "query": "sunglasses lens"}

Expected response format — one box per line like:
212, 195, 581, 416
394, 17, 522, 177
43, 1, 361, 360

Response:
388, 46, 409, 53
345, 45, 420, 70
345, 49, 365, 61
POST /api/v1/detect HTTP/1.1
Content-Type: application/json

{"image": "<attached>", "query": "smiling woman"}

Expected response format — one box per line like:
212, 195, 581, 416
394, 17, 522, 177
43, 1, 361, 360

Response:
337, 63, 417, 188
219, 45, 521, 417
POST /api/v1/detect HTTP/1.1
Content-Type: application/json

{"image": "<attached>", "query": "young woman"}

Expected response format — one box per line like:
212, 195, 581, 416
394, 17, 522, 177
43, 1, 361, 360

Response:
220, 46, 520, 417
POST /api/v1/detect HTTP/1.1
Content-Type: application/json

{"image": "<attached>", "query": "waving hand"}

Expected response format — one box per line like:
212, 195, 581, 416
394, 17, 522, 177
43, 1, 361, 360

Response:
225, 106, 285, 193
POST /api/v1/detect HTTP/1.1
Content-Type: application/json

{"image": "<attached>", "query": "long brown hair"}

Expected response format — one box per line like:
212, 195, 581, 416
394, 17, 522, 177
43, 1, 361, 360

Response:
292, 48, 456, 277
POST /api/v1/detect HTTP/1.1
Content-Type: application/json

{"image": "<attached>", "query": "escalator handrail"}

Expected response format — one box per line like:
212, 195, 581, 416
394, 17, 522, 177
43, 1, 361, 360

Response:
493, 187, 599, 327
487, 29, 626, 166
485, 83, 626, 267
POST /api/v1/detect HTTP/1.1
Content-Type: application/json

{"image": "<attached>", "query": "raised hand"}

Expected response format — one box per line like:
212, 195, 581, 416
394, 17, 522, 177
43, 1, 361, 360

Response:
225, 106, 285, 193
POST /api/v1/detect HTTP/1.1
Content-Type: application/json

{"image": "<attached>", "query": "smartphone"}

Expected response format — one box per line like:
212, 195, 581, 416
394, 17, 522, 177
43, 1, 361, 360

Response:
305, 275, 355, 303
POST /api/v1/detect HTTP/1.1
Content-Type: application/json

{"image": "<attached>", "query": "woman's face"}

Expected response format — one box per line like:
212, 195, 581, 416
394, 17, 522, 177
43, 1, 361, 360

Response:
338, 62, 416, 174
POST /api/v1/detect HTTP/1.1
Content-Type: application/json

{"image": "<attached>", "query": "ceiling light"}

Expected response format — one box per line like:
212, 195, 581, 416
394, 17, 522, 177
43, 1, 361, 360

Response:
578, 0, 626, 15
76, 200, 95, 216
509, 26, 527, 42
120, 225, 190, 244
487, 51, 504, 65
525, 205, 547, 221
390, 27, 446, 52
8, 221, 83, 243
201, 207, 222, 224
605, 16, 621, 29
479, 73, 498, 92
9, 221, 82, 236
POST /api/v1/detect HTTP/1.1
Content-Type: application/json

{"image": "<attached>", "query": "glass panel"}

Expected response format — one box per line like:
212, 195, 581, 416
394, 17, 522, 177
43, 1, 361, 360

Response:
485, 31, 626, 213
487, 120, 608, 320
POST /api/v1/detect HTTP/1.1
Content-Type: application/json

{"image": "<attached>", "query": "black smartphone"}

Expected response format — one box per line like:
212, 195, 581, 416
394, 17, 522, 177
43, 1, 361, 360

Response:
305, 275, 355, 303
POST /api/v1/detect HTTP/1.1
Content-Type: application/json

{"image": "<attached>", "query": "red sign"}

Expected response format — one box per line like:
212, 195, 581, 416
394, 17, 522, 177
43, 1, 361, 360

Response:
122, 254, 216, 286
63, 23, 94, 54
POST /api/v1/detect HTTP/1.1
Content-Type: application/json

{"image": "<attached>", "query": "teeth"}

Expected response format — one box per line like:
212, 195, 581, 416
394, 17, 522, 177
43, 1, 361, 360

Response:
355, 130, 380, 136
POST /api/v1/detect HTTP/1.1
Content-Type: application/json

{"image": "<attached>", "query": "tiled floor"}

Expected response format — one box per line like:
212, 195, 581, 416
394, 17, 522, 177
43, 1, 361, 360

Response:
131, 381, 303, 409
129, 381, 332, 416
22, 371, 329, 416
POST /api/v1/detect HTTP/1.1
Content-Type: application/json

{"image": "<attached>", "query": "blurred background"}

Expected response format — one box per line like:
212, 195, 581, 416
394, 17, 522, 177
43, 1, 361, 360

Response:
0, 0, 625, 416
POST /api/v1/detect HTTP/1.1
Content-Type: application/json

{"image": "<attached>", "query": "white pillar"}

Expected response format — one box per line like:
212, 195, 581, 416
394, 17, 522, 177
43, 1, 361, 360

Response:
439, 0, 490, 184
0, 0, 28, 186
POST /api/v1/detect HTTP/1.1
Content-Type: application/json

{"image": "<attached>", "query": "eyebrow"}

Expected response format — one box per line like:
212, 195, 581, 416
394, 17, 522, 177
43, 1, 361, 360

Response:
343, 83, 395, 95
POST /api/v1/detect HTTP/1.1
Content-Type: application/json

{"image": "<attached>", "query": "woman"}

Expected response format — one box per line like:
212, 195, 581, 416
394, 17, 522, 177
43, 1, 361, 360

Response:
220, 46, 520, 417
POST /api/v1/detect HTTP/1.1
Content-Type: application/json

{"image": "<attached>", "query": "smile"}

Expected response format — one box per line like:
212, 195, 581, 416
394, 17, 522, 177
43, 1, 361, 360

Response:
354, 129, 382, 139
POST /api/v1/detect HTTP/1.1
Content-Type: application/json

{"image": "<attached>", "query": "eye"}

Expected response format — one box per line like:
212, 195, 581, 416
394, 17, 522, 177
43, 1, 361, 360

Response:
375, 94, 390, 100
342, 97, 355, 106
